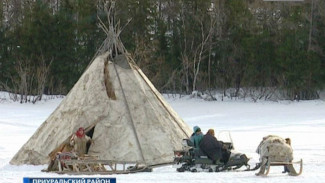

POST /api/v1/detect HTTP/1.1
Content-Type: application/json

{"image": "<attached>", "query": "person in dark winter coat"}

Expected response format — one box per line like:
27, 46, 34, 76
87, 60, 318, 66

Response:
190, 126, 204, 149
199, 129, 223, 163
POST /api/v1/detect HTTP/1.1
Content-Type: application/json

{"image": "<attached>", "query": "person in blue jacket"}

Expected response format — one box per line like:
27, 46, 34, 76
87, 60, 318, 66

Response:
190, 126, 203, 149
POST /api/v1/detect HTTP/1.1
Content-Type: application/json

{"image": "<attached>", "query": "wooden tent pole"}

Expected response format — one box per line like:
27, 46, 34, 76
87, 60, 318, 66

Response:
112, 60, 146, 165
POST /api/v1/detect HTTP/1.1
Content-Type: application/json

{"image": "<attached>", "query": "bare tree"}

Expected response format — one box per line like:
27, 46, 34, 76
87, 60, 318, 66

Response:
308, 0, 315, 52
192, 17, 216, 92
180, 3, 217, 94
15, 59, 30, 103
32, 54, 53, 103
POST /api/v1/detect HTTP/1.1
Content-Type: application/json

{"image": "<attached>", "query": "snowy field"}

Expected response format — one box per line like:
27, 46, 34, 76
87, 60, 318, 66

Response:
0, 92, 325, 183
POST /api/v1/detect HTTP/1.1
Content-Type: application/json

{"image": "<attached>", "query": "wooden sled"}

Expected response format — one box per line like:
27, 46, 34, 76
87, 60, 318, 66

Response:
256, 158, 303, 176
45, 154, 151, 175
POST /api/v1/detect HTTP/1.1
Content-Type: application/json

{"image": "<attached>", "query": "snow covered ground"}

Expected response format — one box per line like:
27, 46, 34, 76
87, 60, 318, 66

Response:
0, 92, 325, 183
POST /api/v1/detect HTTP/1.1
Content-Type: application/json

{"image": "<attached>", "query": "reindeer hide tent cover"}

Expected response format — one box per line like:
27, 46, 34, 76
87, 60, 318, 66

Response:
10, 34, 192, 166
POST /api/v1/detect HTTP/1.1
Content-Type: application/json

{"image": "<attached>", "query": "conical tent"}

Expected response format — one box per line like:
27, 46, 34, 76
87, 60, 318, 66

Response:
10, 30, 192, 167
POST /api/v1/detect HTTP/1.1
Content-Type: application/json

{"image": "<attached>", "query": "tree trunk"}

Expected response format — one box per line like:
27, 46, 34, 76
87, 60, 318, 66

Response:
308, 0, 314, 51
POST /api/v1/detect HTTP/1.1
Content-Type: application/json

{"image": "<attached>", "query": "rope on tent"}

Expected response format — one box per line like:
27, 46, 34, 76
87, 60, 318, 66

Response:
111, 60, 146, 165
129, 61, 190, 139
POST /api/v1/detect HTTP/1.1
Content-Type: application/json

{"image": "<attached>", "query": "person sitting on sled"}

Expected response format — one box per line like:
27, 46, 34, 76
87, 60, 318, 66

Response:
70, 127, 93, 156
199, 129, 224, 164
190, 126, 203, 149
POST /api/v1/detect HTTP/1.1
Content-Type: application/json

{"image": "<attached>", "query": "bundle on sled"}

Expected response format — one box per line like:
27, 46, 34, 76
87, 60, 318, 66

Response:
255, 135, 303, 176
174, 131, 260, 172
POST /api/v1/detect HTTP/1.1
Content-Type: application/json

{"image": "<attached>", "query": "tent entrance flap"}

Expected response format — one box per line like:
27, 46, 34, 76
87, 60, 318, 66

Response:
85, 125, 96, 154
48, 136, 73, 161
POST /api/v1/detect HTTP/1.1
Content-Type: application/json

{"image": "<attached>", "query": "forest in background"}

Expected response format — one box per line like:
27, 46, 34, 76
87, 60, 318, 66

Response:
0, 0, 324, 103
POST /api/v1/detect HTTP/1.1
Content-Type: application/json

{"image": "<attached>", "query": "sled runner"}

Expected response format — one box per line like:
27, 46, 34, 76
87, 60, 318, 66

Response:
255, 135, 303, 176
256, 157, 303, 176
